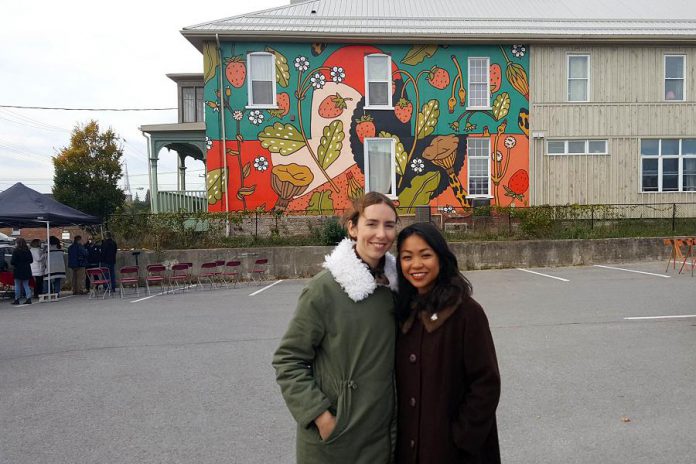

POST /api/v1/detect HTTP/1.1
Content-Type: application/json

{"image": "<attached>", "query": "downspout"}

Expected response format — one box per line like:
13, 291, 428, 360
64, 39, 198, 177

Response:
216, 33, 231, 236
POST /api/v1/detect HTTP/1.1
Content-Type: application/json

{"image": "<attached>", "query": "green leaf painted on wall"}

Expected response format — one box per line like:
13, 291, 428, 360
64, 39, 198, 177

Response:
379, 131, 407, 176
237, 184, 256, 200
398, 171, 441, 213
203, 42, 220, 84
317, 120, 345, 170
266, 47, 291, 88
206, 168, 228, 205
258, 123, 306, 156
492, 92, 511, 121
401, 45, 438, 66
307, 190, 334, 215
415, 100, 439, 140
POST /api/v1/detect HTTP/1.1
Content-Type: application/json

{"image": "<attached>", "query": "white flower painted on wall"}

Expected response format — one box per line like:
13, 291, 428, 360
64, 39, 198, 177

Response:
330, 66, 345, 83
310, 73, 326, 90
512, 45, 526, 58
253, 156, 269, 172
294, 56, 309, 72
248, 110, 264, 125
410, 158, 425, 173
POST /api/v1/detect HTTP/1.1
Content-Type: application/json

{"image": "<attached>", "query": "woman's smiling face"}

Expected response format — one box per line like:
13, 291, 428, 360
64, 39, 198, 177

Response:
399, 234, 440, 294
348, 203, 397, 268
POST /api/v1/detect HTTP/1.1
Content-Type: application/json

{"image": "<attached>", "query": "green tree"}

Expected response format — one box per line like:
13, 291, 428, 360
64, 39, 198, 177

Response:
53, 120, 126, 220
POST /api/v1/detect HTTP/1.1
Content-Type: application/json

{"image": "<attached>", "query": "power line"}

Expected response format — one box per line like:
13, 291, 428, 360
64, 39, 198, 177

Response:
0, 108, 71, 133
0, 104, 177, 112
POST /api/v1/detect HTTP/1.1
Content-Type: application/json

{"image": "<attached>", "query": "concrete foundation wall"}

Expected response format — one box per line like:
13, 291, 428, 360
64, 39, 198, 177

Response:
115, 237, 671, 279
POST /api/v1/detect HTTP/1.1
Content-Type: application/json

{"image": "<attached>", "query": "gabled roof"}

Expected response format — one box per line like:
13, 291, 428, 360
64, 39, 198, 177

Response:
182, 0, 696, 49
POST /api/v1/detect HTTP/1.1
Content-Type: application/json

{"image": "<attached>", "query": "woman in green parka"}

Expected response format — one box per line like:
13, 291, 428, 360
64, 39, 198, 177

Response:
273, 192, 399, 464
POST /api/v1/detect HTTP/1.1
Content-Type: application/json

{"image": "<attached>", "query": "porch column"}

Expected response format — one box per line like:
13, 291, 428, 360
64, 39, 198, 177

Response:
177, 153, 187, 191
149, 156, 159, 213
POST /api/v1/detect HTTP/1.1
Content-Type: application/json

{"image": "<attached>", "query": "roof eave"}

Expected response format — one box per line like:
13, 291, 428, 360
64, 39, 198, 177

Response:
181, 29, 696, 52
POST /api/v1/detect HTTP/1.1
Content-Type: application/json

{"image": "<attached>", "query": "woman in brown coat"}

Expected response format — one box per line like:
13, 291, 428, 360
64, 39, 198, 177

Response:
395, 222, 501, 463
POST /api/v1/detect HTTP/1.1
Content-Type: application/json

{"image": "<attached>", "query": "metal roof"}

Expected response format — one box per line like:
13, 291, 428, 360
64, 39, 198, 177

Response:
182, 0, 696, 48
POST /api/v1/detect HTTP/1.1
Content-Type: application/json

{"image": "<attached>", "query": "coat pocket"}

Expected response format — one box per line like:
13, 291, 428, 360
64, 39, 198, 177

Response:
321, 380, 355, 445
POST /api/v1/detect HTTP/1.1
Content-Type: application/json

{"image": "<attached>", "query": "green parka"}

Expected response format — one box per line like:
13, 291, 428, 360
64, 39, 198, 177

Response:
273, 238, 398, 464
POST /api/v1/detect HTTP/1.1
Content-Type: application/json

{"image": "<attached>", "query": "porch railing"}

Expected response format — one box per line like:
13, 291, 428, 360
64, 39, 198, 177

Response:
157, 190, 207, 213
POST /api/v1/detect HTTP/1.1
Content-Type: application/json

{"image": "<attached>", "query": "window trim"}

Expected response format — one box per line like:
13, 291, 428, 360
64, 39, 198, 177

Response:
567, 54, 590, 102
363, 137, 397, 198
664, 54, 686, 102
640, 138, 696, 193
466, 137, 493, 198
364, 54, 393, 110
546, 139, 609, 156
467, 56, 492, 110
246, 52, 277, 109
181, 86, 205, 123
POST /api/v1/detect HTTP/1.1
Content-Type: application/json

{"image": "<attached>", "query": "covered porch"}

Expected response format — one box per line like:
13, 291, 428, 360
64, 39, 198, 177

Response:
139, 122, 207, 213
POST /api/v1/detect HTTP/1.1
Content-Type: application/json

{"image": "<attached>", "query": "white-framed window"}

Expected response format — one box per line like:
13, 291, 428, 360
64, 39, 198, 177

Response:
664, 55, 686, 101
567, 54, 590, 102
467, 138, 491, 197
247, 52, 276, 107
364, 54, 392, 109
468, 57, 490, 109
547, 139, 608, 155
640, 138, 696, 192
364, 138, 396, 197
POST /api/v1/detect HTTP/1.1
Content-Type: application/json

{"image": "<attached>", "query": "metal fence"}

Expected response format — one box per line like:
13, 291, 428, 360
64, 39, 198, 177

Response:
108, 202, 696, 250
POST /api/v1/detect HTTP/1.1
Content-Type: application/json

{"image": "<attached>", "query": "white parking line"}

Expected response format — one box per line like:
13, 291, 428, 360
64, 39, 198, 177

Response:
515, 268, 569, 282
593, 265, 670, 278
130, 285, 198, 303
249, 280, 283, 296
625, 314, 696, 320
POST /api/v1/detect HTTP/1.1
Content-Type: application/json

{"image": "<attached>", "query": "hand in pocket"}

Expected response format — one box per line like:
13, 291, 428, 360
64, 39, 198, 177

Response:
315, 410, 337, 441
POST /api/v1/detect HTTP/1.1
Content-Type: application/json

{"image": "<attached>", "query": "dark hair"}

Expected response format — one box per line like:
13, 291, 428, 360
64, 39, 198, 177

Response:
342, 192, 398, 239
15, 237, 29, 251
105, 231, 112, 239
74, 235, 82, 242
49, 236, 61, 248
395, 222, 472, 322
30, 239, 41, 248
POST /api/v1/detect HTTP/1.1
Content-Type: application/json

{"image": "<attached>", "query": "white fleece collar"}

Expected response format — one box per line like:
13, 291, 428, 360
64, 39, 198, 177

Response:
322, 238, 398, 302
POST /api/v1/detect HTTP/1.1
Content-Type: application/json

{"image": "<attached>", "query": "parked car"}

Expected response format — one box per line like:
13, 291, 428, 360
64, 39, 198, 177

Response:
0, 243, 13, 269
0, 232, 15, 244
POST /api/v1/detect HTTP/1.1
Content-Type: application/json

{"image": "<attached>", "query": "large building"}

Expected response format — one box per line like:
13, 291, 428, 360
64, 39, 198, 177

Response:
142, 0, 696, 213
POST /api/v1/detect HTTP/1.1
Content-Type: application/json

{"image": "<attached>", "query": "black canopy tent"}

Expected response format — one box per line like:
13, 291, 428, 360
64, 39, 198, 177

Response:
0, 183, 100, 298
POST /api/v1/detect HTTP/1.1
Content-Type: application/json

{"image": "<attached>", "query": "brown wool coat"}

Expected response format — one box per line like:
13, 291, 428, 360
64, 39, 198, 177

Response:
396, 295, 501, 464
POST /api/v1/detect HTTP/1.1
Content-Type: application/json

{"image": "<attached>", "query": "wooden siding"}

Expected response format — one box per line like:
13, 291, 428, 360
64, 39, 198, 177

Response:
530, 45, 696, 206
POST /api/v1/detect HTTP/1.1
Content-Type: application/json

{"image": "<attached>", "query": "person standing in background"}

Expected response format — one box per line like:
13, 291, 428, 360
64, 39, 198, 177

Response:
11, 238, 33, 305
29, 239, 45, 298
84, 238, 102, 290
44, 236, 67, 297
101, 232, 118, 293
68, 236, 88, 295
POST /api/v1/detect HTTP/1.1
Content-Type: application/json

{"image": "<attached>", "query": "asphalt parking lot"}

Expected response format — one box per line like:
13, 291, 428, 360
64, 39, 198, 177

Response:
1, 261, 694, 464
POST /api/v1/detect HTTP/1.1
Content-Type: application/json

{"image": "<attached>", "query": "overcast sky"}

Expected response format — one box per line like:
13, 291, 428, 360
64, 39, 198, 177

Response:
0, 0, 287, 196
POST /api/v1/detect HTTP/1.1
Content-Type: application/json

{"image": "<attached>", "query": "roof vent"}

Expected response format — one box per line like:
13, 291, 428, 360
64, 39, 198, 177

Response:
311, 9, 317, 14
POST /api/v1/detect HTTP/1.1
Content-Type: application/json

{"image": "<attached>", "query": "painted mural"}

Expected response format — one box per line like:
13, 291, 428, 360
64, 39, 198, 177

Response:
203, 42, 529, 214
